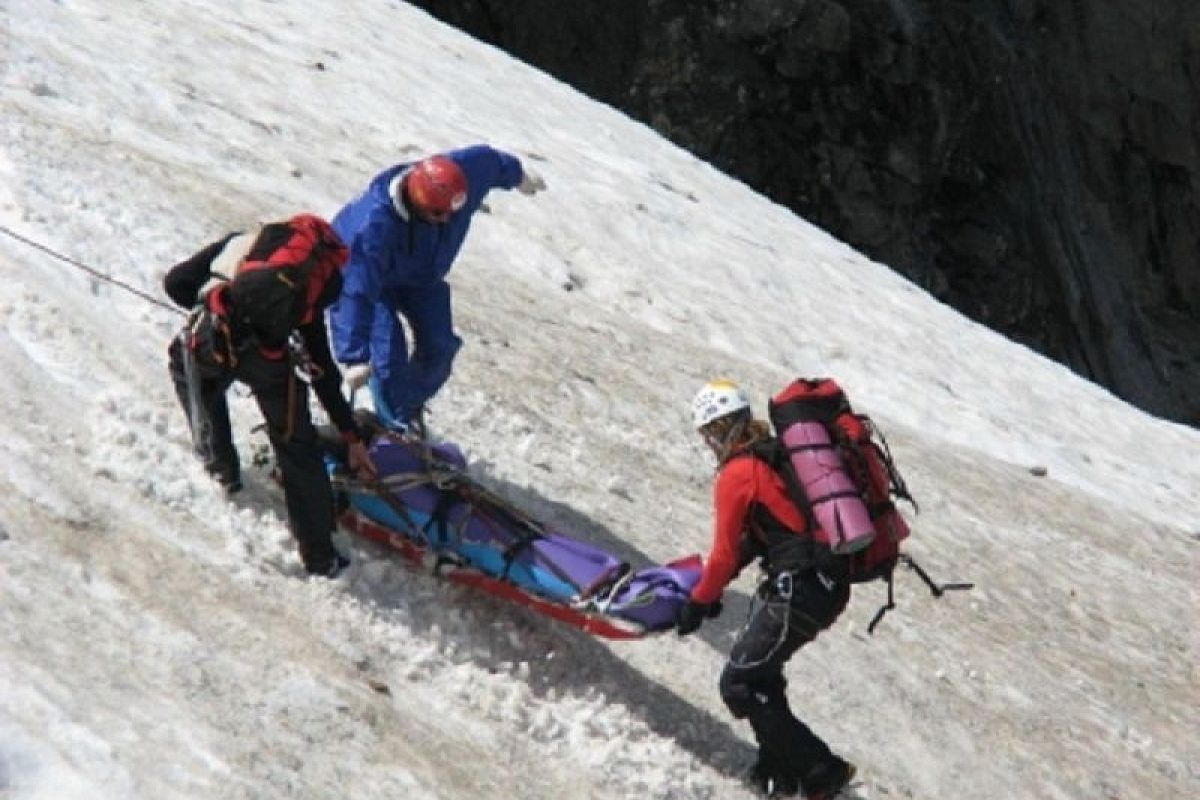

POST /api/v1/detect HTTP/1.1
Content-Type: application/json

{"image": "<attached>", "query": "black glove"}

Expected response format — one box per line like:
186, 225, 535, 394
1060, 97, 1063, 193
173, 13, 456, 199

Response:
675, 599, 721, 636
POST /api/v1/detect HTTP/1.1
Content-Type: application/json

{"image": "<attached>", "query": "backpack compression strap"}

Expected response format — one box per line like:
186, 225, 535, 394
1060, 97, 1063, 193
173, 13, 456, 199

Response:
866, 555, 975, 634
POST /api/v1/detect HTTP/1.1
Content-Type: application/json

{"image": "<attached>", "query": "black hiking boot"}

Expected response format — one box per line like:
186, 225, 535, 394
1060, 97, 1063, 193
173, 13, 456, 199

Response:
801, 757, 856, 800
205, 463, 242, 496
319, 551, 352, 580
770, 773, 801, 797
745, 750, 801, 798
745, 750, 773, 795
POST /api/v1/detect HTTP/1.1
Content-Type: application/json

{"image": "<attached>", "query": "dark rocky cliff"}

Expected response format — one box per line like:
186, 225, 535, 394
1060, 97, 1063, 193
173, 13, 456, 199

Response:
410, 0, 1200, 426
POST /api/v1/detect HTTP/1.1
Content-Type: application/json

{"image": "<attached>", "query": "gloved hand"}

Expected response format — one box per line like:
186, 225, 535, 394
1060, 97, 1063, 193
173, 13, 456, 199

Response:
675, 599, 721, 636
346, 439, 377, 481
517, 167, 546, 196
343, 363, 371, 391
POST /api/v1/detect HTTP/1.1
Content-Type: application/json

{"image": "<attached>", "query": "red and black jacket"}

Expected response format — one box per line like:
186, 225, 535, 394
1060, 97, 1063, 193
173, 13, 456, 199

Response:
163, 228, 359, 440
690, 444, 811, 604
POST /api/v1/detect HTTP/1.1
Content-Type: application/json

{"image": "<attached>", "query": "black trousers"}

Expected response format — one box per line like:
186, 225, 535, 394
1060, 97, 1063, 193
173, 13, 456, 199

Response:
168, 336, 339, 574
719, 570, 851, 781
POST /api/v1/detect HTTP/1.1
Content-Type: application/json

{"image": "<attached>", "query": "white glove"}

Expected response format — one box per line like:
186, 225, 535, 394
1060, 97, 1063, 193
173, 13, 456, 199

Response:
343, 363, 371, 391
517, 167, 546, 196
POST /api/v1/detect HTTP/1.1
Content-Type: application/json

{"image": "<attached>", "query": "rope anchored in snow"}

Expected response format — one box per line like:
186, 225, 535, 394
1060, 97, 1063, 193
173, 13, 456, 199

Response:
0, 222, 183, 315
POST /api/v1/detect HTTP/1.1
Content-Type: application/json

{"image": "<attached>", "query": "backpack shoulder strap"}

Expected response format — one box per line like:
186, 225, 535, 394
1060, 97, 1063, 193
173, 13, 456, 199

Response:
745, 437, 783, 467
745, 437, 820, 536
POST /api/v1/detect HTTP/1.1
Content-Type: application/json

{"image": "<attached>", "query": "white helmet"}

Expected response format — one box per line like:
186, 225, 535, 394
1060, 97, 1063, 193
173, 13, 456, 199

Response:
691, 379, 751, 430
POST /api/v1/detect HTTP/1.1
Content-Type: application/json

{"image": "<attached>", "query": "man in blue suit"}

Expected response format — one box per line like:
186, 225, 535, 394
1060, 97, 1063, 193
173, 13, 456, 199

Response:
330, 144, 543, 430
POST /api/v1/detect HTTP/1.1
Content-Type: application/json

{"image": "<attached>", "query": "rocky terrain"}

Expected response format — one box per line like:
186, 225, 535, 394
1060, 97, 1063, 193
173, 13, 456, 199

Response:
412, 0, 1200, 426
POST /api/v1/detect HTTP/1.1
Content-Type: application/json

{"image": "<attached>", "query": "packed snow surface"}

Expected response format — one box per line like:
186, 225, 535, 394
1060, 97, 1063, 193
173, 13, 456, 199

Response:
1, 2, 1196, 799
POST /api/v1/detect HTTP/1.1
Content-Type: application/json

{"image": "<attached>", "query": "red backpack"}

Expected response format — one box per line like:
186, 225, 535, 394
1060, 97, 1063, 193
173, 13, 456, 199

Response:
186, 214, 347, 375
222, 213, 348, 349
767, 378, 971, 631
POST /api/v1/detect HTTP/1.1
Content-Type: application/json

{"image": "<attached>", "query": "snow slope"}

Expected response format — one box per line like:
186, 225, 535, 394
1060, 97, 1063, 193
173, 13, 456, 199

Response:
1, 2, 1196, 799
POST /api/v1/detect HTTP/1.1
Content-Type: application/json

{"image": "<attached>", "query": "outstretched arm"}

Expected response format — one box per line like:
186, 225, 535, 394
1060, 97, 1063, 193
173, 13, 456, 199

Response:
690, 462, 756, 605
299, 319, 357, 432
301, 317, 376, 478
449, 144, 529, 194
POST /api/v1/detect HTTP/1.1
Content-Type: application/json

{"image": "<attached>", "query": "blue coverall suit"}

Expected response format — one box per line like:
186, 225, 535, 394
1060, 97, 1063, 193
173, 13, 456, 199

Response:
329, 144, 525, 426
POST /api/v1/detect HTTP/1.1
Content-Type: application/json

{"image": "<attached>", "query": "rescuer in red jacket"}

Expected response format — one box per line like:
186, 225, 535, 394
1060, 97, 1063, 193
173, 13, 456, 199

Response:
675, 379, 856, 800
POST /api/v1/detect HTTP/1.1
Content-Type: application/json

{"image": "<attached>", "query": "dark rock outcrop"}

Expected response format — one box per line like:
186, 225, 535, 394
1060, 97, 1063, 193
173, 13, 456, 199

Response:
411, 0, 1200, 426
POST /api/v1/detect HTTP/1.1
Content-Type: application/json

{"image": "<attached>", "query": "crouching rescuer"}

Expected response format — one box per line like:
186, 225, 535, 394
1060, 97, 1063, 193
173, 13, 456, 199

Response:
676, 380, 856, 799
164, 213, 376, 577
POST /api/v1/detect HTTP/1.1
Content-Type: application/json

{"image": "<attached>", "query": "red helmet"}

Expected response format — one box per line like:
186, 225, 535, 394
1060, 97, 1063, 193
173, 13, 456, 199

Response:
405, 155, 468, 220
